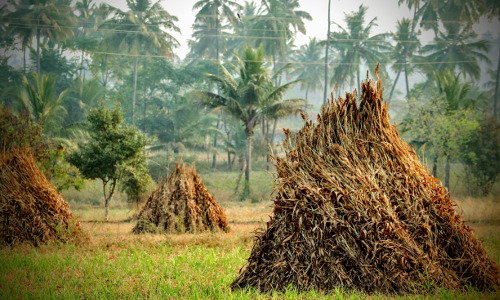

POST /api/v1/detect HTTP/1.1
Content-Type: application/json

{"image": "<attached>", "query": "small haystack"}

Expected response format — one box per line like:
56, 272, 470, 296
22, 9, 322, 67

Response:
0, 148, 85, 246
133, 160, 229, 234
231, 72, 499, 294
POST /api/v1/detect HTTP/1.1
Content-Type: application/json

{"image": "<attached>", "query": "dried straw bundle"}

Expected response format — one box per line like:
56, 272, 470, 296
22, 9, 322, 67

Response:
0, 148, 85, 246
133, 160, 229, 234
231, 73, 499, 294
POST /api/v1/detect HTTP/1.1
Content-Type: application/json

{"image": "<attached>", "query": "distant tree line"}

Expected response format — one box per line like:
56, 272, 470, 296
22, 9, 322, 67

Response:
0, 0, 499, 207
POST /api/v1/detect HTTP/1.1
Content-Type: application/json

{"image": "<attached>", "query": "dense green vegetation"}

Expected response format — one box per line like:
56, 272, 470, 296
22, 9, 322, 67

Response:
0, 0, 499, 296
1, 0, 499, 199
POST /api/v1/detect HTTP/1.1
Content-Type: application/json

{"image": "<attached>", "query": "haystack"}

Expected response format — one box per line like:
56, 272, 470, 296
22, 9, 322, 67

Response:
0, 148, 85, 246
231, 73, 499, 294
133, 160, 229, 233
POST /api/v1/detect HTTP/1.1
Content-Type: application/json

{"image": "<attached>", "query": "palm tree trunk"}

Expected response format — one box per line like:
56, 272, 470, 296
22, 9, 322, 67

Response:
212, 15, 221, 169
132, 55, 139, 124
36, 28, 41, 75
212, 114, 220, 169
23, 46, 26, 73
305, 86, 309, 99
432, 155, 438, 178
244, 130, 252, 196
494, 49, 500, 117
444, 154, 451, 191
388, 69, 402, 105
323, 0, 331, 105
80, 50, 85, 79
266, 119, 270, 171
102, 54, 109, 88
270, 118, 278, 149
272, 51, 278, 86
404, 58, 410, 99
357, 67, 361, 94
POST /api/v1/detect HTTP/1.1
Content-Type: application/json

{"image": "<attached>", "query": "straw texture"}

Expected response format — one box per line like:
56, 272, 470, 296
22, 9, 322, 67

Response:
231, 72, 499, 294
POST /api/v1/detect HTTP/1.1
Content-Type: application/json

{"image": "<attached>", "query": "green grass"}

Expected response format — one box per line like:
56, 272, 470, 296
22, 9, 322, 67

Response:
1, 203, 499, 299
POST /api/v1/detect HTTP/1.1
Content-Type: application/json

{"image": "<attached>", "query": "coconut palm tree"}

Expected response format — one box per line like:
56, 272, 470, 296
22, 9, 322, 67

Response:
101, 0, 180, 124
196, 46, 305, 196
253, 0, 311, 81
5, 0, 76, 75
387, 18, 420, 103
330, 5, 391, 93
15, 73, 68, 136
191, 0, 242, 169
191, 0, 242, 60
323, 0, 331, 105
419, 24, 490, 82
293, 38, 323, 100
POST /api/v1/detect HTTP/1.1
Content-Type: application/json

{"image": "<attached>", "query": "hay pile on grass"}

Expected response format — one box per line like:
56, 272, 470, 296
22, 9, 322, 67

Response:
231, 73, 499, 294
0, 148, 85, 246
133, 160, 229, 234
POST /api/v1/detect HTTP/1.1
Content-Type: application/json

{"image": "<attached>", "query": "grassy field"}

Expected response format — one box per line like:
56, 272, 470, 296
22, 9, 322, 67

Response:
1, 175, 500, 298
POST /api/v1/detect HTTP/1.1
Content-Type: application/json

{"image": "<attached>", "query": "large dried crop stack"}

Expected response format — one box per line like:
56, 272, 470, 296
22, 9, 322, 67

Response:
133, 160, 229, 233
0, 148, 84, 246
231, 74, 499, 294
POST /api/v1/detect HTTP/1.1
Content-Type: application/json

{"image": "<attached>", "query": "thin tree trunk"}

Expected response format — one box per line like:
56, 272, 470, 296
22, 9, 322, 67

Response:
224, 120, 232, 170
234, 156, 245, 194
244, 131, 252, 196
494, 49, 500, 117
80, 50, 85, 79
132, 55, 138, 124
305, 86, 309, 100
101, 54, 109, 88
212, 114, 220, 169
357, 67, 361, 94
36, 29, 41, 75
103, 178, 117, 221
23, 46, 26, 73
272, 51, 278, 86
432, 155, 438, 178
266, 119, 270, 171
143, 93, 147, 132
444, 154, 450, 191
212, 14, 221, 169
323, 0, 331, 105
270, 118, 278, 149
404, 58, 410, 99
388, 69, 402, 105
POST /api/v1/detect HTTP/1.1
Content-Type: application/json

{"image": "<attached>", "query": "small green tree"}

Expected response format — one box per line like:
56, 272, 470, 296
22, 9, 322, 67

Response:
69, 104, 149, 220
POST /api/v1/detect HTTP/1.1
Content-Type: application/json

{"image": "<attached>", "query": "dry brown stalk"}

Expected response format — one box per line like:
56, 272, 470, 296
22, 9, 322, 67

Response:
133, 159, 229, 234
231, 71, 500, 294
0, 148, 86, 246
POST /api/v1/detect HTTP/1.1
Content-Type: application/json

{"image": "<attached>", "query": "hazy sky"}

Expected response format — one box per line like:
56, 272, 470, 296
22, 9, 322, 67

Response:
104, 0, 500, 60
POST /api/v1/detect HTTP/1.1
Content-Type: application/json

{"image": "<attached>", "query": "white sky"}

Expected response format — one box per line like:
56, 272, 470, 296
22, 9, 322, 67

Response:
105, 0, 500, 60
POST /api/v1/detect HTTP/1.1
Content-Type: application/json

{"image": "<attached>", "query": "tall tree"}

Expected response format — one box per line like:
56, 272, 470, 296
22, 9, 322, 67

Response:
191, 0, 241, 60
101, 0, 179, 124
323, 0, 331, 105
330, 5, 391, 93
196, 46, 305, 197
5, 0, 76, 75
293, 38, 323, 100
419, 24, 490, 82
191, 0, 242, 169
388, 18, 420, 103
70, 0, 100, 79
253, 0, 311, 81
69, 105, 149, 221
15, 73, 68, 136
